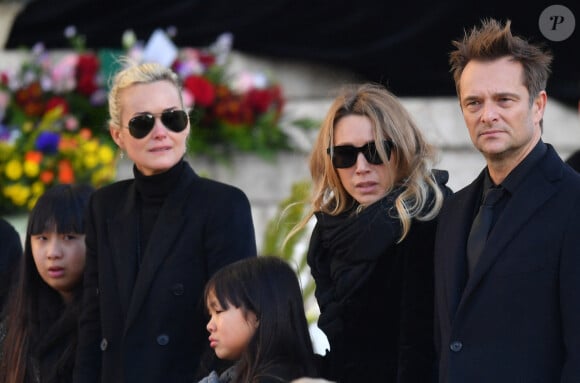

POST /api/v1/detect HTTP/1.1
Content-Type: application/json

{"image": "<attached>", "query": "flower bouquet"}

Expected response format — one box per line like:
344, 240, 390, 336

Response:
0, 40, 117, 214
124, 30, 291, 159
0, 27, 306, 213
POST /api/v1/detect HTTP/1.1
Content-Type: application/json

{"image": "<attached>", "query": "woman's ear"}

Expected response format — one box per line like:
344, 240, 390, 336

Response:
109, 124, 124, 149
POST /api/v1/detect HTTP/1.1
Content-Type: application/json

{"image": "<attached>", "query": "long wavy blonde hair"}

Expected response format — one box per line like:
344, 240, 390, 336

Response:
287, 83, 444, 243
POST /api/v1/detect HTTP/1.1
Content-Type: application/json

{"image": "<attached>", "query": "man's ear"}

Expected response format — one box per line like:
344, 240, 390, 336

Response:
532, 90, 547, 126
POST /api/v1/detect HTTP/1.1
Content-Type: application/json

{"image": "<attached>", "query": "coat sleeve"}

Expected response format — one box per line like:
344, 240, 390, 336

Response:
560, 196, 580, 381
73, 194, 101, 383
396, 219, 437, 383
203, 184, 257, 276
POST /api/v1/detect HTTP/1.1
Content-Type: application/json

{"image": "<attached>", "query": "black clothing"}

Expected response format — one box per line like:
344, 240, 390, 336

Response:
74, 160, 257, 383
308, 171, 451, 383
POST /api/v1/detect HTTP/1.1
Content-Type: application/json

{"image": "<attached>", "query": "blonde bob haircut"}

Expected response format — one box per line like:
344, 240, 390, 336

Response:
289, 83, 444, 243
107, 58, 185, 130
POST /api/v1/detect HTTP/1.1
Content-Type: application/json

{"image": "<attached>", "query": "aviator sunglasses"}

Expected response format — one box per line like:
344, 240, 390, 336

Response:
127, 110, 189, 139
327, 139, 395, 168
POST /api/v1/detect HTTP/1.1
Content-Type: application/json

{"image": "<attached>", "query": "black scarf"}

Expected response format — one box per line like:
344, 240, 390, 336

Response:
307, 190, 403, 339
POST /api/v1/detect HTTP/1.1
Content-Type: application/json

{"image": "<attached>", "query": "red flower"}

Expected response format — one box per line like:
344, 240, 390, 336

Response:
245, 88, 273, 114
214, 94, 253, 125
75, 53, 100, 96
45, 96, 69, 115
184, 75, 216, 108
40, 170, 55, 184
15, 82, 43, 106
244, 86, 284, 114
25, 151, 43, 164
198, 52, 216, 67
58, 159, 75, 183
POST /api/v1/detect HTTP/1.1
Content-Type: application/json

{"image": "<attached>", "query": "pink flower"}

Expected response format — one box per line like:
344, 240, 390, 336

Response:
64, 115, 79, 131
52, 53, 78, 92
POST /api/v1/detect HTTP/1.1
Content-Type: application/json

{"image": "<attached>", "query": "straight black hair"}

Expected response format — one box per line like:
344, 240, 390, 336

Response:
204, 256, 317, 383
0, 183, 94, 383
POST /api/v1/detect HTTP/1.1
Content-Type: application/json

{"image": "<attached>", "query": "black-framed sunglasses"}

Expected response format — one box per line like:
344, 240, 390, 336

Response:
127, 110, 189, 139
327, 140, 395, 169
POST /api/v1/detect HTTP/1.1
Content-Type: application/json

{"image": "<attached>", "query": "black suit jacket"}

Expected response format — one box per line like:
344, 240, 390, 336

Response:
435, 144, 580, 382
74, 164, 257, 383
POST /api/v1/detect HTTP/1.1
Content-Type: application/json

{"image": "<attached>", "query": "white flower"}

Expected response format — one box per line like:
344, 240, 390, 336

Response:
64, 25, 77, 39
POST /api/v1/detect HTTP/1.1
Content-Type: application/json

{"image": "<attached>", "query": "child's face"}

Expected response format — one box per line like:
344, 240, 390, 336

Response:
206, 290, 259, 360
31, 229, 86, 303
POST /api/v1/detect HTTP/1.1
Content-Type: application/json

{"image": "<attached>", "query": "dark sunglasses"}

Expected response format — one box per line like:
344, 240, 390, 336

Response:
327, 140, 394, 168
127, 110, 189, 139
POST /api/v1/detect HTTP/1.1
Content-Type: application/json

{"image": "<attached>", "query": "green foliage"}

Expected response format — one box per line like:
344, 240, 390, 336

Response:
262, 180, 318, 322
291, 117, 321, 131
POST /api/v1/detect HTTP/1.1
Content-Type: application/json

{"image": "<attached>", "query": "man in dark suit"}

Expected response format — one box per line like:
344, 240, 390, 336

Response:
434, 18, 580, 382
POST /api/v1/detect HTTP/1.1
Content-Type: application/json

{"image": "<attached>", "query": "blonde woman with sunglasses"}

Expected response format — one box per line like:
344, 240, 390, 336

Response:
73, 61, 257, 383
289, 83, 451, 383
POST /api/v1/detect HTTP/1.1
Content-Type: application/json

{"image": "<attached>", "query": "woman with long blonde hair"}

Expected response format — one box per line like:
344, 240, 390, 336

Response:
291, 83, 451, 382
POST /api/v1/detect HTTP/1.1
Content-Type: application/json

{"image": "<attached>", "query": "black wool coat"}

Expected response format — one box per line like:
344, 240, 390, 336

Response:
435, 144, 580, 382
73, 164, 257, 383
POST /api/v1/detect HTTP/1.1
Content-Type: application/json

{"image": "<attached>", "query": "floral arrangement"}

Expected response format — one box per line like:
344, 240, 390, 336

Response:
0, 34, 116, 214
0, 27, 301, 214
123, 30, 291, 158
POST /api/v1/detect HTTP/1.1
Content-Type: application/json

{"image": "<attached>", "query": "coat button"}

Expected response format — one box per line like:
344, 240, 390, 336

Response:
450, 341, 463, 352
157, 334, 170, 346
171, 283, 184, 296
100, 338, 108, 351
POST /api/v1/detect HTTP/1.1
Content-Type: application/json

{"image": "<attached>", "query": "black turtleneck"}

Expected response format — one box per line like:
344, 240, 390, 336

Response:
133, 160, 186, 266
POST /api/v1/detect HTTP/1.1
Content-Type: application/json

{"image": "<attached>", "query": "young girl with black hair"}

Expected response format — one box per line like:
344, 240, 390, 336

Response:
198, 256, 318, 383
0, 184, 94, 383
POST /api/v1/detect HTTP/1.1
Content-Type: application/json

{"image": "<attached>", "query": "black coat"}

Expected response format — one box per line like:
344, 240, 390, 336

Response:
0, 217, 22, 311
308, 173, 450, 383
74, 164, 257, 383
435, 144, 580, 382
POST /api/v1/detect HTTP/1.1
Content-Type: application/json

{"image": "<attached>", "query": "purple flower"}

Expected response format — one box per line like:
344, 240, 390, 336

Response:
35, 131, 60, 154
0, 124, 11, 141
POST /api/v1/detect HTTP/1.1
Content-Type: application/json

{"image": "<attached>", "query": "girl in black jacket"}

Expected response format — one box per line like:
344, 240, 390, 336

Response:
0, 184, 94, 383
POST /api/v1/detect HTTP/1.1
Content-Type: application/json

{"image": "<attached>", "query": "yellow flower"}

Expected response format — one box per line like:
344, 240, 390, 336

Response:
32, 181, 45, 196
5, 159, 23, 180
4, 184, 31, 206
21, 121, 34, 133
83, 153, 98, 169
24, 159, 40, 177
27, 195, 39, 211
98, 145, 115, 164
82, 140, 99, 153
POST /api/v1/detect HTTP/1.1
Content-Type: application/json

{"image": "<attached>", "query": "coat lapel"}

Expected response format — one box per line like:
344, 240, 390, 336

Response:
107, 183, 140, 318
459, 147, 563, 310
443, 174, 483, 321
124, 167, 198, 329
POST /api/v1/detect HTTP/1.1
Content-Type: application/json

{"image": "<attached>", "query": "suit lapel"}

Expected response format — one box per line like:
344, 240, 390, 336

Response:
459, 147, 562, 310
124, 167, 198, 329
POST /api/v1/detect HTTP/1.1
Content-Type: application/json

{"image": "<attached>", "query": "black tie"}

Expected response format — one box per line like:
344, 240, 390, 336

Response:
466, 187, 504, 275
